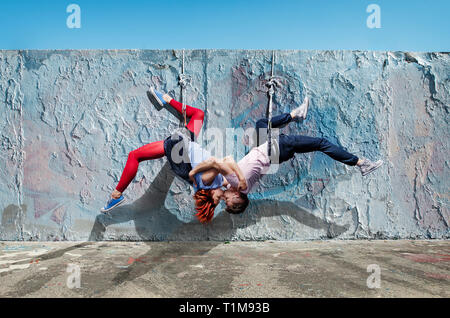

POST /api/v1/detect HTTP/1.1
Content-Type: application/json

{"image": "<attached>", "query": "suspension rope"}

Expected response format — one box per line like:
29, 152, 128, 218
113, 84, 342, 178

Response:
178, 49, 189, 128
265, 50, 281, 158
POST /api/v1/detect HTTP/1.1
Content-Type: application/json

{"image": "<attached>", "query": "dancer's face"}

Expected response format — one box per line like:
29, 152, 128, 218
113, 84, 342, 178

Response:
211, 188, 224, 205
222, 189, 245, 212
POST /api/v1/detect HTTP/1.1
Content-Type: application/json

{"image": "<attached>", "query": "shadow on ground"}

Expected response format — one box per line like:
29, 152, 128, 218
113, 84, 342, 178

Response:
87, 161, 349, 285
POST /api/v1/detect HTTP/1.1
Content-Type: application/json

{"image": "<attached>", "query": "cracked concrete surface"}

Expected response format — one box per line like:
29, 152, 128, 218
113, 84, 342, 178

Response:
0, 240, 448, 298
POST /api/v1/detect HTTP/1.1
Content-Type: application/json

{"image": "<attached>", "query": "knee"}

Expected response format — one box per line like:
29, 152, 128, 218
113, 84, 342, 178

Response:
196, 109, 205, 121
318, 137, 331, 149
191, 109, 205, 129
128, 150, 138, 160
256, 119, 267, 130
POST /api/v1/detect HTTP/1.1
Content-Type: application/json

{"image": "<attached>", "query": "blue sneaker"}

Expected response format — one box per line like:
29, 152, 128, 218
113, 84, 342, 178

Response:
147, 87, 167, 111
100, 195, 126, 213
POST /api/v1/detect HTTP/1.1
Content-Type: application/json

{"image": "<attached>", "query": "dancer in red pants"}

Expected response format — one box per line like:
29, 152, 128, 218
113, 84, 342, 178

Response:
100, 87, 206, 212
101, 87, 247, 218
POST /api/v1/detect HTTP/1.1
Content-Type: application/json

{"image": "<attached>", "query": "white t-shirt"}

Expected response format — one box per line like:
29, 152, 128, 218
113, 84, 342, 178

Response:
224, 142, 271, 194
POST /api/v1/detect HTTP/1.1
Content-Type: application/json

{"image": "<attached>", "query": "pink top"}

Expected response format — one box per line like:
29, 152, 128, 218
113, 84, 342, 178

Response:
224, 143, 271, 194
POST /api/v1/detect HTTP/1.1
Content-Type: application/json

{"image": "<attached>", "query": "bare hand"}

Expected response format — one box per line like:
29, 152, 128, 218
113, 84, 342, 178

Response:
189, 171, 197, 187
238, 179, 247, 192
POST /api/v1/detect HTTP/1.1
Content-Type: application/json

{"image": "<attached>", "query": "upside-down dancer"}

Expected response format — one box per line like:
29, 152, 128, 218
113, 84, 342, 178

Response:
188, 96, 384, 222
100, 87, 249, 221
101, 87, 383, 223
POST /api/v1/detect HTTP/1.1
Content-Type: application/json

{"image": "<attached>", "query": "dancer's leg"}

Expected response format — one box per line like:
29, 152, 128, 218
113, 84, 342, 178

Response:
255, 96, 309, 131
149, 88, 206, 137
112, 96, 206, 196
170, 99, 205, 137
101, 140, 166, 212
255, 113, 292, 130
115, 140, 165, 194
163, 96, 205, 137
102, 91, 206, 211
278, 134, 359, 166
255, 113, 292, 146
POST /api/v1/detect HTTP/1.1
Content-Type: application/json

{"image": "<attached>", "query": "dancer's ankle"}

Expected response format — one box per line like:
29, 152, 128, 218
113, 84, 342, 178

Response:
111, 190, 122, 199
163, 94, 172, 103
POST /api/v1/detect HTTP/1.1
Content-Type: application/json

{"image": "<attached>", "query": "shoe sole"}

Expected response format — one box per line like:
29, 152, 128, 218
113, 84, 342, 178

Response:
100, 197, 126, 213
292, 99, 309, 121
362, 160, 384, 176
147, 88, 164, 111
302, 98, 309, 120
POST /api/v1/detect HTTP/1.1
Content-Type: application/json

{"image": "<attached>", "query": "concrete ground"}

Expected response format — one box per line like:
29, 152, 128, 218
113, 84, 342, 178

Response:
0, 240, 448, 298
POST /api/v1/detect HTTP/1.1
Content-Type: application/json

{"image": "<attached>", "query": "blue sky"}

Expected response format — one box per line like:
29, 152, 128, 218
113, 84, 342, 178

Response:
0, 0, 448, 51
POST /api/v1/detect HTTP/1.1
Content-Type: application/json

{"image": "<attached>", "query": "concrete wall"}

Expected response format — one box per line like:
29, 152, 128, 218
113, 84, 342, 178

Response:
0, 50, 448, 241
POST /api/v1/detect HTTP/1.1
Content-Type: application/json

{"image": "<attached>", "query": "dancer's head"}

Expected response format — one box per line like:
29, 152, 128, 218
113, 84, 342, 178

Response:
223, 188, 249, 214
193, 188, 249, 222
193, 189, 219, 223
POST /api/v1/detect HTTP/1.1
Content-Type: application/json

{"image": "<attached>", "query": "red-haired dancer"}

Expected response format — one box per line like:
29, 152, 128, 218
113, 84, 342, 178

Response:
101, 87, 247, 223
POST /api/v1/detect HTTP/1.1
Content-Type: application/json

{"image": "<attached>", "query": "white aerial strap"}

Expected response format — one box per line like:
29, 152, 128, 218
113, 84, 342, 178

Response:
266, 50, 281, 158
178, 49, 188, 129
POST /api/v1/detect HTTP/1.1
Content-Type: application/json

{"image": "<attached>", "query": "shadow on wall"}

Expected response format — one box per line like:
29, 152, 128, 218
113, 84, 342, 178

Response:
88, 162, 349, 242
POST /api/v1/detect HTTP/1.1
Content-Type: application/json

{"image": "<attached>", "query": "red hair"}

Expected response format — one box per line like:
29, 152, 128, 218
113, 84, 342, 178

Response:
193, 189, 217, 223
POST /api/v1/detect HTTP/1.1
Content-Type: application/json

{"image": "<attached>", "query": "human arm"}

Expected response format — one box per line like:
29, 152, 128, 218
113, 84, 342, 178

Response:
188, 156, 246, 191
188, 157, 232, 186
221, 156, 247, 191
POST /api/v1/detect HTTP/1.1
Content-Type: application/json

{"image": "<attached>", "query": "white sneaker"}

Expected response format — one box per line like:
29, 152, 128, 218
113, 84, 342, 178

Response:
358, 158, 383, 176
291, 96, 309, 120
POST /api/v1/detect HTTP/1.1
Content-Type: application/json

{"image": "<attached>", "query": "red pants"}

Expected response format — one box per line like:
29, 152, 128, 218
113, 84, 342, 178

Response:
115, 98, 204, 193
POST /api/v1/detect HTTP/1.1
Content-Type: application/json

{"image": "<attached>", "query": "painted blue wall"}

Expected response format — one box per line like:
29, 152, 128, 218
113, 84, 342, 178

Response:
0, 50, 449, 241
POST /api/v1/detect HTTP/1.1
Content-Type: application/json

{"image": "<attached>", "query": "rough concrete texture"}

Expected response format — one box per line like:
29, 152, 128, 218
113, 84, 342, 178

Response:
0, 241, 448, 297
0, 50, 449, 241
